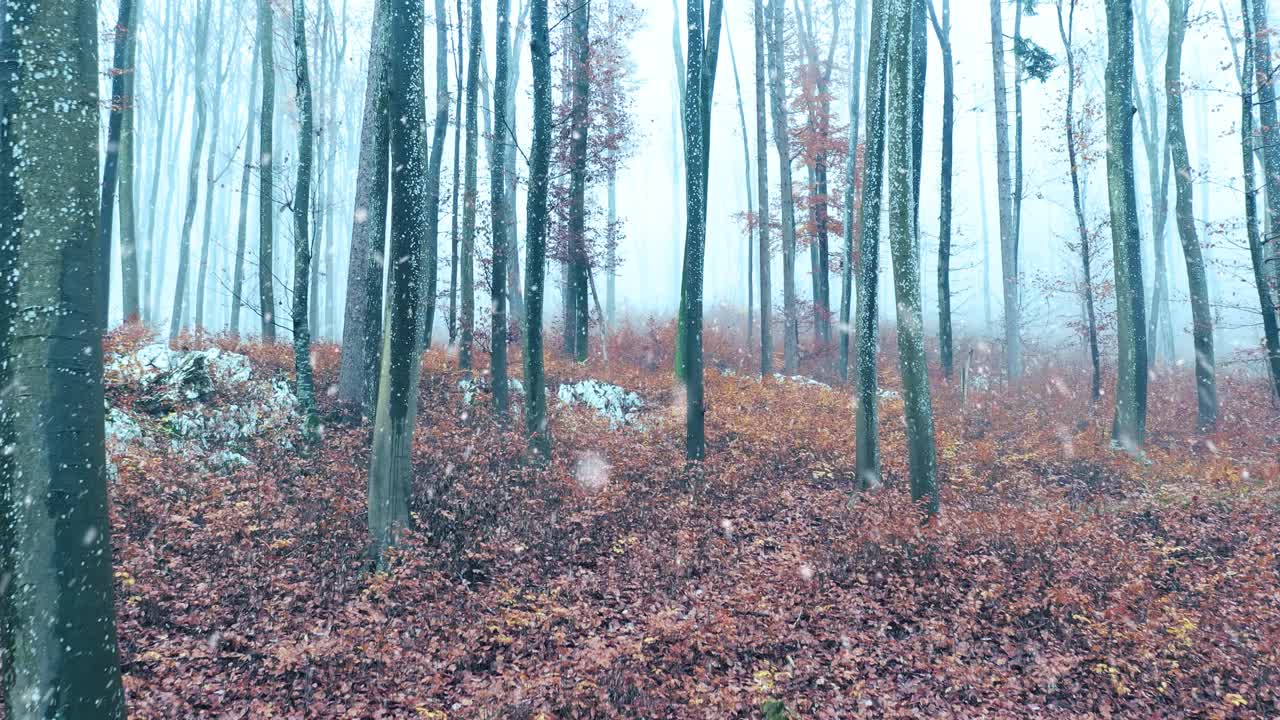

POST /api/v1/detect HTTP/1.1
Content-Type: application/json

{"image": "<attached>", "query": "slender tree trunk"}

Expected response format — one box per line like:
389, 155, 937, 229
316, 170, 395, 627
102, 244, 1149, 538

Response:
754, 0, 774, 378
1105, 0, 1149, 452
98, 0, 135, 329
417, 0, 451, 351
524, 0, 553, 457
909, 0, 926, 266
490, 0, 512, 418
887, 0, 937, 515
292, 0, 318, 431
259, 0, 277, 340
767, 0, 800, 373
976, 94, 993, 333
726, 22, 755, 345
369, 0, 431, 562
567, 0, 591, 362
448, 0, 464, 345
989, 0, 1021, 378
1057, 0, 1102, 402
231, 41, 261, 338
1239, 0, 1280, 398
195, 11, 227, 333
855, 0, 888, 489
840, 0, 865, 380
0, 0, 127, 713
503, 1, 529, 327
1251, 0, 1280, 305
457, 0, 482, 370
169, 3, 211, 341
1166, 0, 1217, 430
141, 0, 176, 321
680, 0, 724, 460
928, 0, 953, 378
338, 0, 389, 414
118, 1, 141, 323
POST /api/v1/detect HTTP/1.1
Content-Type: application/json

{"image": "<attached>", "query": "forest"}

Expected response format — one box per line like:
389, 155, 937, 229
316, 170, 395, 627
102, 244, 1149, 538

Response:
2, 0, 1279, 716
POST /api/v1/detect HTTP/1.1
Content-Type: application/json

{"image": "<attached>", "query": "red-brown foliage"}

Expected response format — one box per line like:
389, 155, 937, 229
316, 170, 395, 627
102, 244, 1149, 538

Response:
96, 323, 1280, 718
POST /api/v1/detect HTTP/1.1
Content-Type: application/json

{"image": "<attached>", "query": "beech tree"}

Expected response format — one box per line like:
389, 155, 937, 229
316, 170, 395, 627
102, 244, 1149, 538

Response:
368, 0, 432, 561
927, 0, 954, 378
291, 0, 318, 430
458, 0, 482, 370
168, 1, 211, 341
258, 0, 277, 341
838, 0, 865, 380
524, 0, 553, 457
490, 0, 513, 417
1105, 0, 1149, 452
99, 0, 136, 327
989, 0, 1021, 378
754, 0, 773, 378
767, 0, 800, 373
0, 0, 127, 713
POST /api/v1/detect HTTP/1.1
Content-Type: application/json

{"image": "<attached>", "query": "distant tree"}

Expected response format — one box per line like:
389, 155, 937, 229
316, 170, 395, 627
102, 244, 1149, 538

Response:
1056, 0, 1102, 402
99, 0, 136, 327
564, 0, 591, 361
418, 0, 451, 351
490, 0, 513, 418
1135, 0, 1174, 362
1104, 0, 1149, 452
0, 0, 127, 712
1250, 0, 1280, 312
458, 0, 482, 370
525, 0, 553, 457
927, 0, 954, 378
259, 0, 277, 341
886, 0, 938, 515
725, 17, 754, 344
839, 0, 866, 381
1165, 0, 1216, 430
292, 0, 319, 432
854, 0, 888, 490
194, 5, 231, 332
989, 0, 1021, 378
230, 39, 261, 338
169, 1, 211, 341
679, 0, 724, 460
754, 0, 774, 378
368, 0, 432, 561
338, 0, 390, 414
767, 0, 800, 373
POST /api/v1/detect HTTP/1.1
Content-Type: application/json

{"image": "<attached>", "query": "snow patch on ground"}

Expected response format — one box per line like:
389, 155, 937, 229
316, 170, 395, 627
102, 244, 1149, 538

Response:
556, 380, 644, 428
773, 374, 832, 390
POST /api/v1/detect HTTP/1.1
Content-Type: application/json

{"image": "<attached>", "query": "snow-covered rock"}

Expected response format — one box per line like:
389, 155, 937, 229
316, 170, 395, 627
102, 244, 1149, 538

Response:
773, 373, 831, 390
105, 406, 143, 452
556, 379, 644, 428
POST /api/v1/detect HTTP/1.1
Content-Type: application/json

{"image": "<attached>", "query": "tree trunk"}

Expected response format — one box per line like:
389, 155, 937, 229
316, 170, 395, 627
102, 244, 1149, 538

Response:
1057, 0, 1102, 402
524, 0, 553, 457
503, 1, 529, 328
928, 0, 953, 378
1239, 0, 1280, 398
0, 0, 127, 712
458, 0, 482, 371
490, 0, 512, 418
855, 0, 888, 490
1105, 0, 1149, 452
839, 0, 865, 380
754, 0, 774, 378
909, 0, 926, 267
767, 0, 799, 373
292, 0, 318, 431
369, 0, 431, 562
195, 9, 227, 333
1166, 0, 1217, 430
725, 21, 754, 345
1251, 0, 1280, 308
259, 0, 277, 340
989, 0, 1021, 378
118, 1, 141, 323
338, 0, 389, 415
230, 40, 261, 338
567, 0, 591, 362
887, 0, 937, 515
169, 2, 211, 341
680, 0, 724, 460
448, 0, 464, 345
418, 0, 451, 351
98, 0, 135, 329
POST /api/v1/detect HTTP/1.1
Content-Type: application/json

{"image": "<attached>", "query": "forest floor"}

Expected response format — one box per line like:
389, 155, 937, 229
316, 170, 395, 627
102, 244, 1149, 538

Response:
99, 323, 1279, 719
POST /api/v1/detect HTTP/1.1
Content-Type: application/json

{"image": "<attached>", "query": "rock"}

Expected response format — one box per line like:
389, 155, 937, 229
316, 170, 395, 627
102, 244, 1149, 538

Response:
556, 379, 644, 428
773, 373, 831, 390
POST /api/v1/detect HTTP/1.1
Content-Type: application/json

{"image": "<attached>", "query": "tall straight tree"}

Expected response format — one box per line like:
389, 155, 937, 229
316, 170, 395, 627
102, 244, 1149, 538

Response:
524, 0, 553, 457
1135, 0, 1174, 362
767, 0, 799, 372
679, 0, 725, 460
259, 0, 277, 340
230, 40, 262, 337
1238, 0, 1280, 398
168, 1, 211, 341
886, 0, 938, 514
448, 0, 464, 344
854, 0, 888, 490
292, 0, 318, 429
566, 0, 591, 361
98, 0, 135, 328
458, 0, 482, 370
489, 0, 512, 417
0, 0, 127, 713
754, 0, 773, 378
338, 0, 390, 413
725, 20, 753, 343
118, 0, 142, 323
195, 6, 230, 332
839, 0, 865, 380
368, 0, 431, 561
1251, 0, 1280, 302
927, 0, 953, 378
1057, 0, 1102, 402
989, 0, 1021, 378
1104, 0, 1149, 452
418, 0, 451, 351
502, 1, 530, 327
1165, 0, 1217, 429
